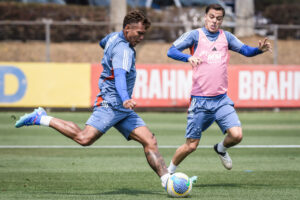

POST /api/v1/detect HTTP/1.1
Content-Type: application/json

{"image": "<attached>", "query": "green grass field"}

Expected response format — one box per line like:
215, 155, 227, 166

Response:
0, 110, 300, 200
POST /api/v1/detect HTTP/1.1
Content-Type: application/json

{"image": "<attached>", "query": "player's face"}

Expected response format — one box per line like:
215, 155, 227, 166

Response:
124, 22, 147, 47
204, 9, 224, 33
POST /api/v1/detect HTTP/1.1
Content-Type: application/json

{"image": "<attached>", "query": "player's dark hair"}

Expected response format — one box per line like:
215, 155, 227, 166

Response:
123, 10, 151, 29
205, 4, 225, 17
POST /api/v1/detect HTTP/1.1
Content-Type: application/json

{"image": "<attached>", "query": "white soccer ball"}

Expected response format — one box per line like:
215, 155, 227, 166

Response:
166, 172, 192, 197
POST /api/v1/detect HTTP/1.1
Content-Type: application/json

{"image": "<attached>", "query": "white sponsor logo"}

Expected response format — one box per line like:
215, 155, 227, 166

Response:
239, 70, 300, 100
198, 51, 223, 64
100, 100, 109, 108
133, 69, 192, 99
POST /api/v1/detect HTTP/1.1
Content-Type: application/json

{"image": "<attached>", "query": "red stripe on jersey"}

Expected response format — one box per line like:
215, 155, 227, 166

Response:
189, 44, 195, 55
95, 95, 104, 107
103, 69, 115, 82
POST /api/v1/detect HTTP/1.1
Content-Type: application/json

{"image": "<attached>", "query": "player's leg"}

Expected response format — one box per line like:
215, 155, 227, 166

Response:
129, 126, 171, 188
114, 112, 170, 187
167, 139, 200, 184
168, 99, 215, 174
223, 126, 243, 148
130, 126, 168, 177
213, 126, 242, 170
168, 138, 200, 173
215, 97, 242, 170
15, 106, 118, 146
49, 119, 103, 146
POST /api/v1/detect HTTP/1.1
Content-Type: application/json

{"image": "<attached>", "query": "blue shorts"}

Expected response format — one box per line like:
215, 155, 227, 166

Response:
185, 94, 241, 139
86, 106, 146, 140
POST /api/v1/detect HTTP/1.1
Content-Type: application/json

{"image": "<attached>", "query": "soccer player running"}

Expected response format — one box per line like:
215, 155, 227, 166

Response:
167, 4, 271, 173
15, 10, 171, 188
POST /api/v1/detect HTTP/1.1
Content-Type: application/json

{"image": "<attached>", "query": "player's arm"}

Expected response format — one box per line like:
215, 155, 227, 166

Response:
114, 69, 136, 109
112, 44, 136, 109
226, 32, 271, 57
114, 68, 129, 102
167, 45, 191, 62
167, 30, 201, 67
99, 33, 114, 49
239, 45, 262, 57
99, 37, 107, 49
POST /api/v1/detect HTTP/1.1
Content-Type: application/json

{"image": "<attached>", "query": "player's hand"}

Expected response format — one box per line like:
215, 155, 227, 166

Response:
258, 38, 272, 53
188, 56, 201, 68
123, 99, 137, 109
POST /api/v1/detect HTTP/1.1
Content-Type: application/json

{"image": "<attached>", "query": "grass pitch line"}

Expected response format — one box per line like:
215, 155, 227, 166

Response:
0, 145, 300, 149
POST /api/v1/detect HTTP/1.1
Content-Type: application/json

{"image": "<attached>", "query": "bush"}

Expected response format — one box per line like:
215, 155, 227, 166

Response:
255, 0, 299, 13
0, 2, 109, 42
0, 2, 107, 21
0, 2, 233, 42
264, 3, 300, 39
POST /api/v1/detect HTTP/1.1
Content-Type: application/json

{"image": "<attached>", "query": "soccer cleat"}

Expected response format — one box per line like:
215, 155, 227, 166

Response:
214, 144, 232, 170
161, 173, 170, 189
190, 176, 198, 184
15, 107, 47, 128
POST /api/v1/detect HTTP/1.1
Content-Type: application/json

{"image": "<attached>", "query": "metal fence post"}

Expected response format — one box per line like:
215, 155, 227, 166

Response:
273, 24, 278, 65
42, 19, 52, 62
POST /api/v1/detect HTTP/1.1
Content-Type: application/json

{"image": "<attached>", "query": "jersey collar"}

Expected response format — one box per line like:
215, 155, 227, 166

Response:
119, 31, 126, 40
119, 30, 135, 48
202, 27, 220, 36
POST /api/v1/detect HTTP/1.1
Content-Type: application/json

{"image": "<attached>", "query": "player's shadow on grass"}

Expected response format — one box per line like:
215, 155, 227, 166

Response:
194, 183, 268, 188
44, 188, 164, 196
101, 188, 164, 196
194, 183, 240, 188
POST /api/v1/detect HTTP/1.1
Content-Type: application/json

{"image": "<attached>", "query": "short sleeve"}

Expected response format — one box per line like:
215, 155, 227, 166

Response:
112, 43, 133, 72
100, 32, 115, 49
173, 30, 198, 51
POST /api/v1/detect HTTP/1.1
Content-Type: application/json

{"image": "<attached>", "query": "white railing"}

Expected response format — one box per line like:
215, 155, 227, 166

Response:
1, 20, 300, 64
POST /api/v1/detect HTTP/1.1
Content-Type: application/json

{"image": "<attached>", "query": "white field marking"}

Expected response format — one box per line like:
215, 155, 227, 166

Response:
2, 123, 300, 130
139, 123, 300, 130
0, 145, 300, 149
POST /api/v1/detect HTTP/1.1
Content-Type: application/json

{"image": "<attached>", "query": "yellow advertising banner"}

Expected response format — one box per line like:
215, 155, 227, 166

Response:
0, 62, 91, 107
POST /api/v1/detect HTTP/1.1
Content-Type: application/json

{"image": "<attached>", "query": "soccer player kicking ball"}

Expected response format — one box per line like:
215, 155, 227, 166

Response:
167, 4, 271, 173
15, 10, 173, 188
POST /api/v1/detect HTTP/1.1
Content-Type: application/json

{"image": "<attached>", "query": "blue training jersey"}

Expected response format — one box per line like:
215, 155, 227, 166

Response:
94, 31, 136, 110
168, 27, 262, 62
174, 27, 244, 52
